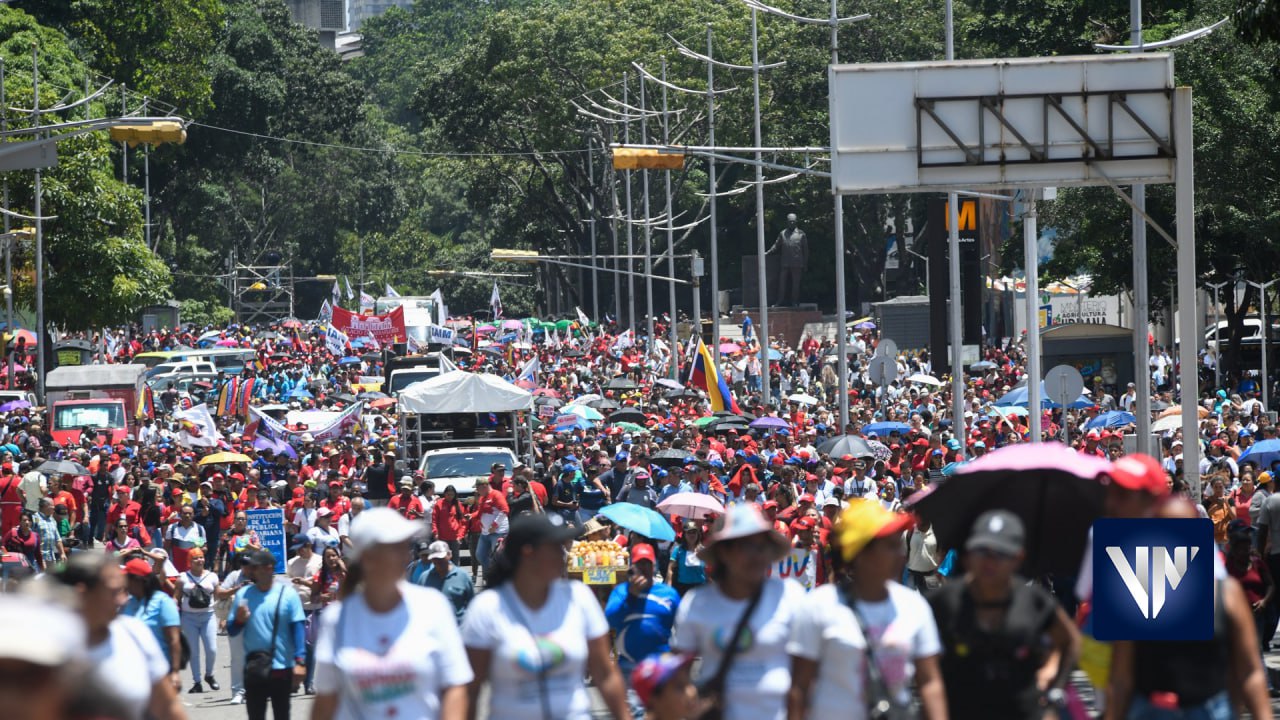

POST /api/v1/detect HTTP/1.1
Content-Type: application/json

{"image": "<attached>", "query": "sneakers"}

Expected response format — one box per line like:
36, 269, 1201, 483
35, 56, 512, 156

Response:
230, 691, 245, 705
188, 682, 204, 694
205, 675, 220, 691
305, 685, 315, 695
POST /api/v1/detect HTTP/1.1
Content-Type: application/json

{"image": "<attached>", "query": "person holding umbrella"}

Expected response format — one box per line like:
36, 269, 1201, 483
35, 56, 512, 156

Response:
927, 510, 1080, 719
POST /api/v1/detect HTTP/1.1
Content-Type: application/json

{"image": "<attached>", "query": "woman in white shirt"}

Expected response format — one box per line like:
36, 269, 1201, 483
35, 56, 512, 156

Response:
52, 552, 187, 720
312, 507, 473, 720
461, 512, 630, 720
174, 548, 221, 694
672, 503, 804, 720
787, 499, 947, 720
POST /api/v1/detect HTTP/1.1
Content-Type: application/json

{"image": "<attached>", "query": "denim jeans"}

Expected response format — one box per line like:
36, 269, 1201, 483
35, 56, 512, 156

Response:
1127, 691, 1232, 720
180, 611, 218, 684
476, 532, 506, 573
229, 632, 245, 695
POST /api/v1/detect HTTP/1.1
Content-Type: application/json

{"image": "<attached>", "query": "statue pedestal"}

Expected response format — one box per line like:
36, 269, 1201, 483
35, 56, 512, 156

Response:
730, 307, 823, 348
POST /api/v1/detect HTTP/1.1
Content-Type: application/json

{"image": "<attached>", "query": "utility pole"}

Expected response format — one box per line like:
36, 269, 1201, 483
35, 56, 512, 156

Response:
624, 74, 637, 332
751, 7, 771, 403
945, 0, 966, 460
33, 47, 45, 404
662, 59, 679, 379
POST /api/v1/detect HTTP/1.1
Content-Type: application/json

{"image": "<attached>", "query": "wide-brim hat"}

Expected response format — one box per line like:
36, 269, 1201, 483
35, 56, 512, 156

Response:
698, 503, 789, 563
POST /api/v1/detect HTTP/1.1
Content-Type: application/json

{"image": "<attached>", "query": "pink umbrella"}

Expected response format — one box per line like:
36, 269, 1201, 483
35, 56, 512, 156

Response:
0, 364, 27, 375
215, 338, 240, 347
657, 492, 725, 520
719, 343, 741, 355
476, 325, 498, 334
908, 442, 1111, 575
502, 319, 523, 330
533, 388, 560, 398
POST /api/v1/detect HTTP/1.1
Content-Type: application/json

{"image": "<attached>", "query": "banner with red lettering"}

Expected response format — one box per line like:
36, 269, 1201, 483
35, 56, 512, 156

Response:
330, 305, 406, 346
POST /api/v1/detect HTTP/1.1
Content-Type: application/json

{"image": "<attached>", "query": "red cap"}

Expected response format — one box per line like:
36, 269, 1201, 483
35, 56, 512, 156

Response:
631, 543, 657, 564
123, 558, 153, 577
1211, 439, 1227, 448
914, 438, 929, 447
762, 500, 779, 511
115, 484, 130, 494
292, 487, 305, 497
793, 516, 817, 531
630, 654, 695, 707
1108, 454, 1171, 496
329, 481, 343, 488
839, 454, 854, 462
799, 493, 815, 504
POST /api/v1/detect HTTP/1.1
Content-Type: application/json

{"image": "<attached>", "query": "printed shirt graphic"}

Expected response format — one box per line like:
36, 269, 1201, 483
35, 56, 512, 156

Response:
461, 580, 607, 720
314, 583, 473, 720
672, 577, 805, 720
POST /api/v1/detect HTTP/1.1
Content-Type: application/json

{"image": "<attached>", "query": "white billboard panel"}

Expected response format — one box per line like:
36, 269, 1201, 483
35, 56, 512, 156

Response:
829, 54, 1176, 194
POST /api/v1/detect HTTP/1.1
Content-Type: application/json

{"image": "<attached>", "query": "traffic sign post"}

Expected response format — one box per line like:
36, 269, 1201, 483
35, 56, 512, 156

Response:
1044, 364, 1085, 444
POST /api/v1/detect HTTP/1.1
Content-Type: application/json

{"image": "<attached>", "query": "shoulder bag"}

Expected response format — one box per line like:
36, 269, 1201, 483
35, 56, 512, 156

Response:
244, 586, 285, 683
695, 584, 764, 720
837, 584, 913, 720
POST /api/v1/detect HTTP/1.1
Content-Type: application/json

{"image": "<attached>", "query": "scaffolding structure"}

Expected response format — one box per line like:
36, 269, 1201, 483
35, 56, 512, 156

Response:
232, 260, 295, 324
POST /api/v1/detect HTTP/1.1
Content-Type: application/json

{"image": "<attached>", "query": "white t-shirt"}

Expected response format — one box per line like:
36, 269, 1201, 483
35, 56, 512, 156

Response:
673, 577, 805, 720
179, 570, 220, 614
307, 524, 343, 554
461, 579, 608, 720
293, 506, 318, 536
87, 616, 168, 720
314, 582, 474, 720
788, 582, 940, 717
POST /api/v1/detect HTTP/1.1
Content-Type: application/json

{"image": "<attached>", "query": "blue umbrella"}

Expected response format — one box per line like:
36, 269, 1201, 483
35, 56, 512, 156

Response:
597, 503, 676, 541
553, 415, 595, 432
1084, 410, 1136, 430
863, 421, 911, 436
349, 336, 375, 348
1239, 439, 1280, 471
767, 348, 783, 361
994, 382, 1092, 409
289, 387, 313, 399
0, 399, 30, 412
337, 356, 361, 366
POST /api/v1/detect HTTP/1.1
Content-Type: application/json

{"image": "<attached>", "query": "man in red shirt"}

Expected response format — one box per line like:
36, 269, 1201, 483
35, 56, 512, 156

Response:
107, 485, 143, 528
321, 481, 352, 520
387, 477, 425, 520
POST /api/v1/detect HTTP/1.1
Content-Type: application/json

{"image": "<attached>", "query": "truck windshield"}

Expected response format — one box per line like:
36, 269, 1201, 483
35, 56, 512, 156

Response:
423, 451, 512, 479
53, 403, 125, 430
389, 369, 439, 394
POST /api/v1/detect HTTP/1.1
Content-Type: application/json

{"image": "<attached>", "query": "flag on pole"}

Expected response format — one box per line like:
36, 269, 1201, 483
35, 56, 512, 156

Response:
689, 338, 741, 413
438, 352, 460, 373
325, 325, 350, 356
576, 306, 591, 327
490, 282, 502, 319
318, 299, 333, 324
428, 288, 448, 326
385, 284, 400, 298
611, 329, 634, 354
332, 280, 341, 306
517, 355, 541, 386
360, 291, 375, 312
175, 404, 222, 448
344, 276, 355, 301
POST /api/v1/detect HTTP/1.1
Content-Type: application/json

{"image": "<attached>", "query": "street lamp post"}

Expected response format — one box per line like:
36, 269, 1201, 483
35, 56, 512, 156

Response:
1023, 190, 1042, 442
750, 7, 772, 403
1248, 279, 1277, 411
1205, 280, 1228, 392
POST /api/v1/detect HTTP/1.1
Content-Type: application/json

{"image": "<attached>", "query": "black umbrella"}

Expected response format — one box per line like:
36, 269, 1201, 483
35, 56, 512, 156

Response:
816, 434, 876, 458
37, 459, 90, 476
357, 391, 388, 400
608, 408, 648, 425
332, 393, 358, 404
587, 398, 620, 410
563, 350, 586, 358
664, 388, 700, 400
713, 422, 751, 434
650, 448, 693, 468
534, 396, 562, 408
906, 442, 1109, 575
607, 376, 639, 390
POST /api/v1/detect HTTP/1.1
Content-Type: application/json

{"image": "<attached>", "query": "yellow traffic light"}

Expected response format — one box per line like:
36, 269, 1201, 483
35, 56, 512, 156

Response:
490, 249, 541, 264
612, 147, 685, 171
109, 121, 187, 147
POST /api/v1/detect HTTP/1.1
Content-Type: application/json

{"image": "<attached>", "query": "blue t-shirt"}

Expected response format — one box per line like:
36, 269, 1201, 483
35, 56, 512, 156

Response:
122, 591, 180, 655
232, 582, 305, 670
604, 581, 681, 672
670, 545, 707, 586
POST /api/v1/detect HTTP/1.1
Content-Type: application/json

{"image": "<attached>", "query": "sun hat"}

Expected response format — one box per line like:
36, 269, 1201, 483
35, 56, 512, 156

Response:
347, 507, 427, 561
834, 499, 915, 561
700, 503, 789, 561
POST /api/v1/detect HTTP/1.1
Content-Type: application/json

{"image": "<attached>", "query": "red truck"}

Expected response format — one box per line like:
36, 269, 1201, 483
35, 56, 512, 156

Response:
46, 364, 147, 447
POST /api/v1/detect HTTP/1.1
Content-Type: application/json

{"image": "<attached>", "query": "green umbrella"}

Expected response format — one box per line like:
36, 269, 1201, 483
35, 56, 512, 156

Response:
693, 415, 720, 428
555, 319, 573, 331
613, 422, 649, 434
562, 404, 604, 421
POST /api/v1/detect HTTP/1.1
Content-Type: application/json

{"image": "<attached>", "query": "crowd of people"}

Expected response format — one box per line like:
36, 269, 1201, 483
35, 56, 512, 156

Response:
0, 315, 1277, 720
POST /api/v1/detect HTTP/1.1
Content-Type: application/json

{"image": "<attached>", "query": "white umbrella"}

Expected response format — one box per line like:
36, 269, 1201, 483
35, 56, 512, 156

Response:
1151, 415, 1183, 433
906, 373, 944, 387
789, 393, 820, 405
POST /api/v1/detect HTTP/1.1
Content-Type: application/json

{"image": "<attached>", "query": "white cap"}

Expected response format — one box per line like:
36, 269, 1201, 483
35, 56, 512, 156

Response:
347, 507, 425, 561
426, 540, 451, 560
0, 594, 85, 666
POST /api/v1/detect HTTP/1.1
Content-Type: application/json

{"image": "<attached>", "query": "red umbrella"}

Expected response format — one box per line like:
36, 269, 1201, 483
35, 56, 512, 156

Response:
533, 388, 560, 398
6, 329, 35, 347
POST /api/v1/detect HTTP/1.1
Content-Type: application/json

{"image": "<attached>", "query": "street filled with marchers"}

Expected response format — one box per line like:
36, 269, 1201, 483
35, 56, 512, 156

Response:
0, 315, 1275, 720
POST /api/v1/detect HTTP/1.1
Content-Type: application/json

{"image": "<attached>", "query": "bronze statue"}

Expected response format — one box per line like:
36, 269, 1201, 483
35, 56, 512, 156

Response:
766, 213, 808, 306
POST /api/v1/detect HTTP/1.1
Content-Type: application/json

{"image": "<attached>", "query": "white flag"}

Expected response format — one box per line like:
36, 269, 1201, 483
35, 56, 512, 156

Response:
385, 284, 400, 298
576, 306, 591, 327
325, 324, 349, 355
318, 299, 333, 324
611, 329, 634, 354
489, 282, 502, 319
344, 276, 355, 301
438, 352, 460, 374
360, 291, 375, 311
331, 281, 341, 306
428, 288, 448, 326
175, 404, 222, 449
518, 355, 540, 384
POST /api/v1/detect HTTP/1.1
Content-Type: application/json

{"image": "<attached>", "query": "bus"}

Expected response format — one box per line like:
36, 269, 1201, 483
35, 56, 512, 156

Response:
133, 348, 258, 375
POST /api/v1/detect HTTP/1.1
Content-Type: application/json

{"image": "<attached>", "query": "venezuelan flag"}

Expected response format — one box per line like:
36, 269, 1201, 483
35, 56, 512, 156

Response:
137, 385, 156, 420
215, 377, 239, 416
688, 339, 740, 413
238, 377, 256, 418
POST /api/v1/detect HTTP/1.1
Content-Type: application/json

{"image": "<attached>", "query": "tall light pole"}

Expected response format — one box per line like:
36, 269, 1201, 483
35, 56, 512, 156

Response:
945, 0, 966, 459
1023, 190, 1043, 442
587, 135, 599, 321
33, 46, 45, 405
661, 59, 680, 379
1248, 279, 1277, 411
707, 28, 721, 368
624, 74, 637, 332
639, 74, 655, 347
1205, 280, 1229, 392
750, 7, 772, 403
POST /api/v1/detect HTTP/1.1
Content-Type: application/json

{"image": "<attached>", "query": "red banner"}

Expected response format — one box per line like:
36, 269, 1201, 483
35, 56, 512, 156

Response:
330, 306, 407, 346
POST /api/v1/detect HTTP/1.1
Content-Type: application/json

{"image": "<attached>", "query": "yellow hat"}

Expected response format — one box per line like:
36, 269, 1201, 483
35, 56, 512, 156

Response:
835, 499, 916, 562
1260, 472, 1273, 486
